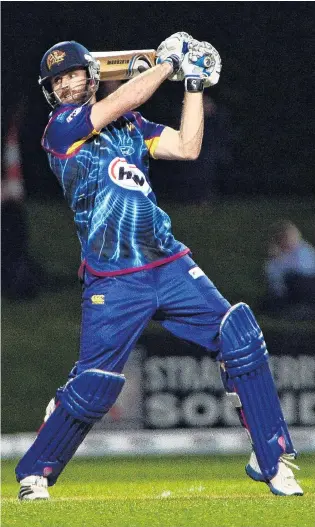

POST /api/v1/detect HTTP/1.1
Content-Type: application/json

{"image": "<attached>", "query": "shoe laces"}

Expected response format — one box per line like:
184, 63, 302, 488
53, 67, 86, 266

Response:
280, 453, 300, 472
31, 476, 48, 488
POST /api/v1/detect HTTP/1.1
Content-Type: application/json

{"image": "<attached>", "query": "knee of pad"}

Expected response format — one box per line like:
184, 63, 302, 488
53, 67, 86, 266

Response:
60, 369, 125, 424
219, 302, 268, 377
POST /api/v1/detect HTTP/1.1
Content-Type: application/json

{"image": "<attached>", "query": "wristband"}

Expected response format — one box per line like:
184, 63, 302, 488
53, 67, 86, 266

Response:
162, 54, 180, 74
185, 77, 205, 92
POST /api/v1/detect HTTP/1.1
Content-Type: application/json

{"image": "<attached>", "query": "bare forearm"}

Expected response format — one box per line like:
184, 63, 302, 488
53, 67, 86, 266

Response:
178, 92, 204, 159
154, 91, 204, 161
117, 63, 172, 109
91, 63, 173, 130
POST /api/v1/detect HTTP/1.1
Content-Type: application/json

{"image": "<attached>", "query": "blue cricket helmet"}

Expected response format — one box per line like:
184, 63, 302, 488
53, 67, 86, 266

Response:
39, 40, 100, 108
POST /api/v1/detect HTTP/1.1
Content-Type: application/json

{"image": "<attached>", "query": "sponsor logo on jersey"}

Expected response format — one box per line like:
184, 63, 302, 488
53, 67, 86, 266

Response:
108, 157, 152, 195
66, 107, 82, 123
91, 294, 105, 305
47, 50, 66, 70
188, 266, 205, 279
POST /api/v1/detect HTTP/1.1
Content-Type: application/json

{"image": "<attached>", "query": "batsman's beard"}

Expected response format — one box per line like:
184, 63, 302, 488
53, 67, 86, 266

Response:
54, 79, 96, 105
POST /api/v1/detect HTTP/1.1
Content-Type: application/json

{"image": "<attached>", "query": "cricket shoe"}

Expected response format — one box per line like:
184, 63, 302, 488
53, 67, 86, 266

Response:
18, 476, 50, 500
245, 451, 303, 496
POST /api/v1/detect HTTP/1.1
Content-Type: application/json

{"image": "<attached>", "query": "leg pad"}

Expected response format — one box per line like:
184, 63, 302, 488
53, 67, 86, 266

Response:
15, 369, 125, 485
219, 303, 295, 480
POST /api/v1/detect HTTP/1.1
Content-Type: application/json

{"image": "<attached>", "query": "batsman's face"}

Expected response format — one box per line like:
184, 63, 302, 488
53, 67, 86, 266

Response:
51, 68, 88, 104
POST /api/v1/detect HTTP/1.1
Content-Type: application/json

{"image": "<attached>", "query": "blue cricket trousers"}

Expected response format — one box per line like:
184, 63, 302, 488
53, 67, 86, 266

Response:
77, 254, 231, 375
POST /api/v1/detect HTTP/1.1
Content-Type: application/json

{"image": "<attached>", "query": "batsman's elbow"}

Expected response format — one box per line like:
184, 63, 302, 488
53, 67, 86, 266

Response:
154, 128, 202, 160
180, 140, 202, 160
184, 150, 200, 161
181, 147, 201, 160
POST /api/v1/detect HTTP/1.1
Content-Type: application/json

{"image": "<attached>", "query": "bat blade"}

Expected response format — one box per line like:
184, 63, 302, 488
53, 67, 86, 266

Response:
90, 50, 157, 81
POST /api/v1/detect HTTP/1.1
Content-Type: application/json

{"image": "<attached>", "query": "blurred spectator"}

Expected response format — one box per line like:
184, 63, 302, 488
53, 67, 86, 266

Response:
1, 114, 44, 300
262, 220, 315, 319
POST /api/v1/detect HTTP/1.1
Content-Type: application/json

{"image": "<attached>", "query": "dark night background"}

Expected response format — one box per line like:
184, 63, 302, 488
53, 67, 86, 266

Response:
2, 1, 314, 200
2, 2, 315, 437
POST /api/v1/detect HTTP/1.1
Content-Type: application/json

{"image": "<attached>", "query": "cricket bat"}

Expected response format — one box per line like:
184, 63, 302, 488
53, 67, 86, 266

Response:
90, 50, 157, 81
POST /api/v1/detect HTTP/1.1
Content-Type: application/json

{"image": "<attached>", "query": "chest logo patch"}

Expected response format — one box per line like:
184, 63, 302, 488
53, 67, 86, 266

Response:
108, 157, 152, 196
120, 145, 135, 156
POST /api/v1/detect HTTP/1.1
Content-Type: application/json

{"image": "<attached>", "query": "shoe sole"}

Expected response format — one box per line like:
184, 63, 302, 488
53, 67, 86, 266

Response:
267, 485, 303, 497
19, 494, 49, 501
245, 464, 304, 496
19, 487, 49, 501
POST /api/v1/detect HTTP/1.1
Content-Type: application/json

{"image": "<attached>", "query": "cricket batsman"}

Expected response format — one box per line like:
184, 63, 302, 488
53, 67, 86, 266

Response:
16, 33, 303, 499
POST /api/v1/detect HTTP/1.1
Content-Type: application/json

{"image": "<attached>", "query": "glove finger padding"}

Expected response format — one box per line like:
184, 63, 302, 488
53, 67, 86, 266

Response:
156, 31, 192, 78
188, 39, 222, 87
172, 38, 222, 87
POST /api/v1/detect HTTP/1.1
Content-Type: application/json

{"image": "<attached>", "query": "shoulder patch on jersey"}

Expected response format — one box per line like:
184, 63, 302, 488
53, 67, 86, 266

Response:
66, 107, 82, 123
50, 104, 79, 123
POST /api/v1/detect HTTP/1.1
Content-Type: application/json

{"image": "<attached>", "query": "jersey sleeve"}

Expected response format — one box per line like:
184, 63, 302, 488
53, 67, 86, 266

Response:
132, 112, 166, 158
42, 105, 99, 157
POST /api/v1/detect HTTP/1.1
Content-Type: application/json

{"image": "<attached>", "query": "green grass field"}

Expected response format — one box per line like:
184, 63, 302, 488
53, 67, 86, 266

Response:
2, 454, 314, 527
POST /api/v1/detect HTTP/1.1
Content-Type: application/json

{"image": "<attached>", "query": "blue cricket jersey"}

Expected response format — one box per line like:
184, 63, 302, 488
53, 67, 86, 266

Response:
42, 103, 189, 276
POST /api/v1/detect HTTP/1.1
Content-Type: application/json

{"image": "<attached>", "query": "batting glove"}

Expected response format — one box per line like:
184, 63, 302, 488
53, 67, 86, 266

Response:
177, 39, 222, 92
156, 32, 192, 75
